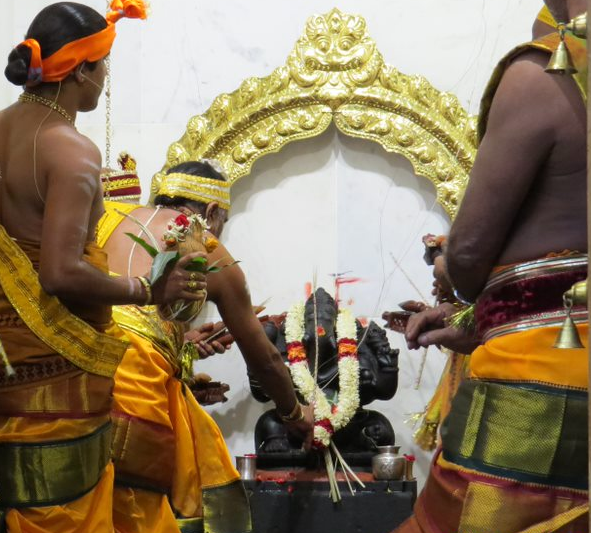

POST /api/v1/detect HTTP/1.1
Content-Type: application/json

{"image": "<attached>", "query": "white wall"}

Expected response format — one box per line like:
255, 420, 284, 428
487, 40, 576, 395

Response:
0, 0, 541, 488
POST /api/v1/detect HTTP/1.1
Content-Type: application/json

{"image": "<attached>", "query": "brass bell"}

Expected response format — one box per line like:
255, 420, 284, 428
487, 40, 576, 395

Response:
565, 13, 587, 39
564, 279, 587, 307
546, 34, 578, 74
553, 295, 584, 349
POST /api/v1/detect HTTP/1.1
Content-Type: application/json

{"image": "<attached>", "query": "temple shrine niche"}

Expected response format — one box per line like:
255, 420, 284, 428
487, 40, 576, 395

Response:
156, 7, 475, 531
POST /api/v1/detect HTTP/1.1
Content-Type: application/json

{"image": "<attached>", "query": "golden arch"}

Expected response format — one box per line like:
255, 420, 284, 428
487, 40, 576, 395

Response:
151, 8, 477, 219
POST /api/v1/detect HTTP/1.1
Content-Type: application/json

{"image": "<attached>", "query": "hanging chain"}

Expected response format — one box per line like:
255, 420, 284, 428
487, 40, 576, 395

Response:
103, 0, 113, 198
105, 54, 113, 170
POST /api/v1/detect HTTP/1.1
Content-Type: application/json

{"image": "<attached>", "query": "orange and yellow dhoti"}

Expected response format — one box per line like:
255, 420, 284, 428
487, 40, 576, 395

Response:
0, 226, 127, 533
98, 201, 251, 533
110, 306, 251, 533
397, 254, 588, 533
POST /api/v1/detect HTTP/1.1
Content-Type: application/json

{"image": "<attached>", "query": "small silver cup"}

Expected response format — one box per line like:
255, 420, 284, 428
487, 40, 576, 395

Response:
235, 455, 257, 480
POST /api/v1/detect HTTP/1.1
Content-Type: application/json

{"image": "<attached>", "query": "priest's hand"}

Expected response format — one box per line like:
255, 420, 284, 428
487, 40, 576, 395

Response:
405, 303, 479, 354
190, 374, 231, 405
185, 322, 234, 359
151, 253, 208, 305
283, 403, 314, 452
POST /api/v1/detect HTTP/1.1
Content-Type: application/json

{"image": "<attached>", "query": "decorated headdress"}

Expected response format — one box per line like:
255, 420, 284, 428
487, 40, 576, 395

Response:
537, 6, 558, 29
16, 0, 148, 86
156, 160, 231, 210
101, 152, 142, 203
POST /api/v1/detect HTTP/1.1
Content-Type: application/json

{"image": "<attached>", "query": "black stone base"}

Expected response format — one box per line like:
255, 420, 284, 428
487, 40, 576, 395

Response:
243, 479, 416, 533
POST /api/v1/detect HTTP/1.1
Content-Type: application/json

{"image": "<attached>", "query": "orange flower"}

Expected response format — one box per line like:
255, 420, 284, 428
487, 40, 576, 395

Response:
204, 236, 219, 253
338, 341, 357, 357
287, 342, 307, 363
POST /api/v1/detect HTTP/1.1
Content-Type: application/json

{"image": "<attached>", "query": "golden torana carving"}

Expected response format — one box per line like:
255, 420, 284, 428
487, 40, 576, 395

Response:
151, 8, 477, 218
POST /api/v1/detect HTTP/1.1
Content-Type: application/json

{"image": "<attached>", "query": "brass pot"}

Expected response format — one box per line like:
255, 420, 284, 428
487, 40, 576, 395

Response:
372, 445, 405, 480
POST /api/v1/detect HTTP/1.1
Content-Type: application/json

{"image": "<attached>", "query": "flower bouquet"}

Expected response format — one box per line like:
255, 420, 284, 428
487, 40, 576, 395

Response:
118, 209, 236, 322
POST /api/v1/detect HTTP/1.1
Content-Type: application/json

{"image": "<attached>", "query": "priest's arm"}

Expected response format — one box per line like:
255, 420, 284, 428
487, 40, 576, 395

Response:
206, 242, 314, 449
446, 51, 558, 301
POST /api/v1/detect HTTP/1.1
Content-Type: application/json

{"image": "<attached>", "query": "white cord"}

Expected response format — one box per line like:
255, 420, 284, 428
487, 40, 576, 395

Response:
32, 81, 64, 205
126, 206, 161, 276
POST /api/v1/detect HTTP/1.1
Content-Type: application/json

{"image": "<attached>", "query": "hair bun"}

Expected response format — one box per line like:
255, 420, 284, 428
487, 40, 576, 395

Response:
4, 45, 32, 86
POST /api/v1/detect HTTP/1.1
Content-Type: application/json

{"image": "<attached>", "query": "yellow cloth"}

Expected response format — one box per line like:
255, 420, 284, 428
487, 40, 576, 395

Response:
470, 324, 588, 390
96, 201, 141, 248
0, 231, 119, 531
536, 6, 557, 29
0, 227, 127, 376
113, 487, 179, 533
110, 329, 176, 492
111, 317, 248, 532
168, 379, 241, 518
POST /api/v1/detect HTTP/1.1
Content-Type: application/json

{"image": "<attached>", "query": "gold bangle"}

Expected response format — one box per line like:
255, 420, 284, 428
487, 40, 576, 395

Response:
136, 276, 153, 305
278, 402, 304, 422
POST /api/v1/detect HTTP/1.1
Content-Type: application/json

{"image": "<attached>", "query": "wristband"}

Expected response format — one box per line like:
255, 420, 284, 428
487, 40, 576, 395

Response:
278, 402, 304, 422
136, 276, 153, 305
452, 287, 474, 306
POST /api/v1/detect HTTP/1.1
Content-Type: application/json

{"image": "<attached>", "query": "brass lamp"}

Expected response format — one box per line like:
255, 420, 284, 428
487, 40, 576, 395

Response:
553, 280, 587, 349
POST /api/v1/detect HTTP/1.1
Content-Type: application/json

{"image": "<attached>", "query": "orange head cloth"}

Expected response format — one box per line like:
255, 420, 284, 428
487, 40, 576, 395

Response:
537, 6, 558, 29
16, 0, 148, 85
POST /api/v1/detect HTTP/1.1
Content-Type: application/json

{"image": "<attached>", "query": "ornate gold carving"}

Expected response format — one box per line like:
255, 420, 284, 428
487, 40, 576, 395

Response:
151, 8, 477, 218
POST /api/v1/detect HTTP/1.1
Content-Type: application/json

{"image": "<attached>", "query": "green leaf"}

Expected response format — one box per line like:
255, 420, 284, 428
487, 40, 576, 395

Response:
185, 256, 209, 273
125, 233, 159, 258
150, 251, 180, 284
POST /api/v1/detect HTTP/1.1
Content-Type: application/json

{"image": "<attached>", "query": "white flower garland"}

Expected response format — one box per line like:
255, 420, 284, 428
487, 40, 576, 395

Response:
285, 302, 360, 448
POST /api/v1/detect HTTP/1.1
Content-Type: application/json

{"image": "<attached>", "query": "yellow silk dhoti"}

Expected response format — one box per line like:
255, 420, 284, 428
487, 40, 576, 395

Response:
0, 227, 127, 533
110, 309, 251, 533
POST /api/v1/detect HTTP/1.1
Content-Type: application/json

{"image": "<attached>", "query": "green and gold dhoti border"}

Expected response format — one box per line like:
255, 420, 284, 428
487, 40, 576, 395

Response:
441, 380, 587, 489
177, 480, 252, 533
0, 423, 112, 508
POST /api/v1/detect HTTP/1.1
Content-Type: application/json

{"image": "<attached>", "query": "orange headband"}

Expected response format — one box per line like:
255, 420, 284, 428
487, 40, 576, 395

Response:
17, 0, 147, 85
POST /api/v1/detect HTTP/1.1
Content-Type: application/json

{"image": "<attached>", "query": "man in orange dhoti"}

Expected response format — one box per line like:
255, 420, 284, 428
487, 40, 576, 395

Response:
0, 3, 206, 532
398, 2, 588, 532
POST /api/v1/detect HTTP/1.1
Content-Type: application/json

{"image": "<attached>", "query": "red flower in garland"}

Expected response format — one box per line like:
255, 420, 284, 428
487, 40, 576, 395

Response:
175, 214, 190, 228
312, 417, 335, 449
315, 418, 335, 435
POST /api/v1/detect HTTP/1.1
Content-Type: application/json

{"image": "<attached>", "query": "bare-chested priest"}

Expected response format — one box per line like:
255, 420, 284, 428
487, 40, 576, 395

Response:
0, 3, 206, 532
98, 160, 314, 532
398, 0, 588, 531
